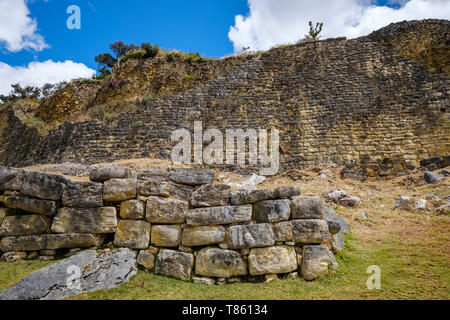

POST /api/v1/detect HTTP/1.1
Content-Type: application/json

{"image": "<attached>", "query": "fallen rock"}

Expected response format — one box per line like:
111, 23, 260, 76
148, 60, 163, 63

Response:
226, 223, 275, 249
395, 196, 412, 209
137, 250, 155, 270
62, 180, 103, 208
0, 234, 104, 252
151, 225, 181, 247
323, 190, 347, 204
195, 248, 247, 278
21, 171, 67, 201
273, 186, 301, 199
1, 252, 27, 262
331, 233, 345, 253
301, 245, 335, 281
339, 196, 361, 207
120, 200, 145, 220
0, 167, 24, 191
291, 196, 324, 219
440, 169, 450, 177
89, 164, 135, 182
415, 199, 427, 210
186, 205, 252, 226
51, 207, 117, 234
193, 277, 216, 285
322, 208, 351, 234
114, 220, 151, 249
0, 215, 52, 236
248, 246, 297, 276
1, 195, 57, 216
181, 226, 225, 247
146, 197, 188, 224
0, 248, 137, 300
170, 169, 215, 186
253, 199, 291, 223
424, 171, 443, 184
230, 189, 272, 205
103, 179, 137, 202
190, 184, 231, 207
155, 249, 194, 281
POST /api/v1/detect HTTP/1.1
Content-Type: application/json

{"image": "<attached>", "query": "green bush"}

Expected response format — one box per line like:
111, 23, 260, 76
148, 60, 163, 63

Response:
141, 42, 159, 59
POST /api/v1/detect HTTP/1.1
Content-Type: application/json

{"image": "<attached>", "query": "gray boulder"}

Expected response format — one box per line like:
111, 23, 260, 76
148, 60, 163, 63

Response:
322, 207, 351, 234
0, 248, 137, 300
424, 171, 443, 184
301, 245, 337, 281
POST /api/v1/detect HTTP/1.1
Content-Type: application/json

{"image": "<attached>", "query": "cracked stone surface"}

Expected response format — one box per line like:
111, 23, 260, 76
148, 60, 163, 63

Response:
0, 248, 137, 300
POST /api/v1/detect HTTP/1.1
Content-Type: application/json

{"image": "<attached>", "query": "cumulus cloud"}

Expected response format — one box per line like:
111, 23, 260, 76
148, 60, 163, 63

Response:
0, 0, 47, 51
229, 0, 450, 52
0, 60, 96, 95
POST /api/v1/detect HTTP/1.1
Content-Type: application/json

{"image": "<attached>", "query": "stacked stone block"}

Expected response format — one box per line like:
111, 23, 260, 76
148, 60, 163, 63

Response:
0, 165, 345, 283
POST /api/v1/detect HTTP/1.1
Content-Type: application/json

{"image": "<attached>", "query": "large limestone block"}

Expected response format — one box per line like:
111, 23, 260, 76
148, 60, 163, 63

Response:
291, 219, 331, 244
0, 215, 52, 236
146, 197, 188, 224
170, 168, 215, 186
139, 179, 171, 197
272, 221, 294, 242
190, 184, 230, 207
2, 195, 57, 216
0, 167, 24, 191
301, 245, 337, 281
51, 207, 117, 234
21, 171, 67, 201
248, 246, 298, 275
137, 250, 155, 270
0, 234, 105, 252
114, 220, 151, 249
230, 189, 272, 205
155, 249, 194, 281
120, 200, 145, 220
0, 208, 6, 225
226, 223, 275, 249
186, 205, 252, 226
62, 180, 103, 207
0, 249, 137, 300
89, 164, 135, 182
170, 183, 195, 201
181, 226, 225, 247
103, 179, 137, 202
253, 199, 290, 223
291, 196, 324, 219
273, 186, 301, 199
151, 225, 181, 247
195, 248, 247, 278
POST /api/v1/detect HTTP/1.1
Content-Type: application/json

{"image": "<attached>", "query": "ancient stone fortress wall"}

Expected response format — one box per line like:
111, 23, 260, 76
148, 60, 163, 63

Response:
0, 165, 349, 284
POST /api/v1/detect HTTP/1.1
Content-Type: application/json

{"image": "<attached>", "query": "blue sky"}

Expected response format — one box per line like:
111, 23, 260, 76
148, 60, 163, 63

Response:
0, 0, 449, 95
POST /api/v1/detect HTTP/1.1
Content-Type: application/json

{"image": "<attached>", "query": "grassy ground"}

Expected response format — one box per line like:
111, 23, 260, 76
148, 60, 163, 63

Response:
0, 165, 449, 300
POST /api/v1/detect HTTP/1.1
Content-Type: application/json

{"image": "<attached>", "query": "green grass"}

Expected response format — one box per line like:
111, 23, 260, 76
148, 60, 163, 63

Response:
2, 232, 447, 300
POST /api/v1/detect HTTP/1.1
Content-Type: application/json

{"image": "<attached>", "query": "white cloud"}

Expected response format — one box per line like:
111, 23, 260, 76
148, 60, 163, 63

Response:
0, 0, 48, 52
229, 0, 450, 52
0, 60, 96, 95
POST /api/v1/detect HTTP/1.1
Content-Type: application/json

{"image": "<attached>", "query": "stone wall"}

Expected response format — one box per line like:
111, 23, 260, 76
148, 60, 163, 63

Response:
0, 165, 349, 283
1, 20, 448, 175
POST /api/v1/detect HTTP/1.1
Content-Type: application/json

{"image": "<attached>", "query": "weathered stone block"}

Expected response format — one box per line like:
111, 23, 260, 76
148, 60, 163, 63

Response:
186, 205, 252, 226
103, 179, 137, 202
89, 164, 135, 182
301, 245, 336, 281
195, 248, 247, 278
62, 180, 103, 207
139, 179, 171, 197
1, 252, 27, 262
0, 207, 6, 225
273, 186, 301, 199
253, 199, 290, 223
272, 221, 294, 242
248, 246, 297, 275
114, 220, 151, 249
151, 225, 181, 247
137, 250, 155, 270
0, 234, 105, 252
0, 167, 24, 191
146, 196, 188, 224
155, 249, 194, 281
230, 189, 272, 205
291, 196, 324, 219
170, 168, 215, 186
0, 215, 52, 236
120, 200, 145, 220
1, 195, 57, 216
226, 223, 275, 249
190, 184, 231, 207
170, 183, 195, 201
291, 219, 331, 244
21, 171, 66, 201
51, 207, 118, 234
181, 226, 225, 247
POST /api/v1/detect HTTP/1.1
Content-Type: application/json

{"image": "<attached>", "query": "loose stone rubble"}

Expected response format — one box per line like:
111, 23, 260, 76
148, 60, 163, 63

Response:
0, 164, 351, 288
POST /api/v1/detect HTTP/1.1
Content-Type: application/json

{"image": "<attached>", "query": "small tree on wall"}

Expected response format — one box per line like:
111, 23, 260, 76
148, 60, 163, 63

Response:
306, 21, 324, 41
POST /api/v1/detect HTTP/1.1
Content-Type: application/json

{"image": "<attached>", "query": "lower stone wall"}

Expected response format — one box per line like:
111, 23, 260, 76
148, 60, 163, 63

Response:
0, 165, 348, 283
